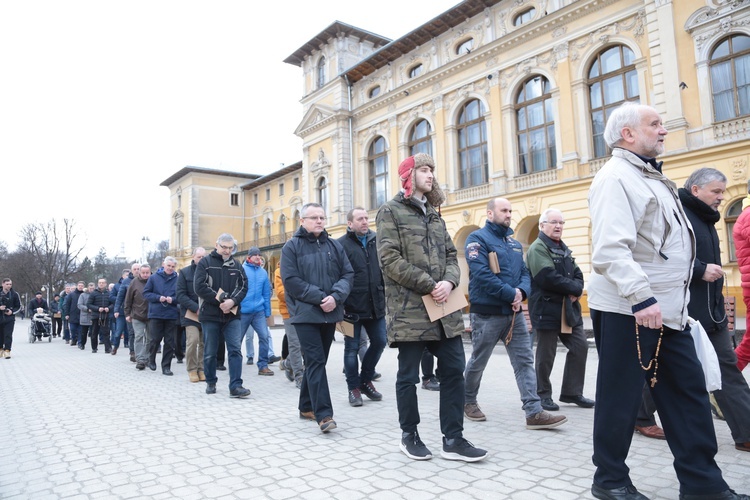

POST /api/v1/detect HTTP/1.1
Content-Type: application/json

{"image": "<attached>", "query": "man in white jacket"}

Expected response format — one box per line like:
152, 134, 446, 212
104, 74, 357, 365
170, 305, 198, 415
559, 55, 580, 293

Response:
588, 102, 745, 500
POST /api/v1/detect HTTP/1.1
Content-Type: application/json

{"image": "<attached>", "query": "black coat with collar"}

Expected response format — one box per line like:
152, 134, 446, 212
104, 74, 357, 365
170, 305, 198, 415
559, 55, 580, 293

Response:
679, 188, 728, 332
338, 229, 385, 320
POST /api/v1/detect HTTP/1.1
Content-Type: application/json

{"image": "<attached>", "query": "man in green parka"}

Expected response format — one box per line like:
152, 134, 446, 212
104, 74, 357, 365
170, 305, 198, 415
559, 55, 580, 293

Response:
376, 153, 486, 463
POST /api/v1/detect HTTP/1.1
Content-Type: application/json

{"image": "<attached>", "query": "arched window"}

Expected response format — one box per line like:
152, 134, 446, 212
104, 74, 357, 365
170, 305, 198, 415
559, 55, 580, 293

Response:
408, 119, 433, 156
726, 199, 745, 261
317, 56, 326, 89
588, 45, 639, 158
456, 38, 474, 55
279, 214, 287, 240
409, 64, 423, 79
710, 34, 750, 122
513, 7, 536, 26
265, 218, 272, 241
253, 222, 260, 244
317, 177, 328, 211
368, 136, 388, 209
457, 99, 488, 188
293, 210, 300, 230
516, 75, 556, 174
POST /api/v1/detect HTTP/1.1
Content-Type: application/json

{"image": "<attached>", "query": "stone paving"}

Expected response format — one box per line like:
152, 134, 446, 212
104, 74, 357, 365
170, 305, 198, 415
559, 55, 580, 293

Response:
1, 318, 749, 499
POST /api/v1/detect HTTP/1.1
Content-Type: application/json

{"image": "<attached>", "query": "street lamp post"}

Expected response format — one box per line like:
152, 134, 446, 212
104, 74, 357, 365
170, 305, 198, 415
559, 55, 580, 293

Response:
40, 285, 50, 310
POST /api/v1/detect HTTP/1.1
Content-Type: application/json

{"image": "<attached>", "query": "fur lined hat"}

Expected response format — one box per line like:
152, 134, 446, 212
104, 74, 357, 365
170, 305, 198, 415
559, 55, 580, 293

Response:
398, 153, 446, 206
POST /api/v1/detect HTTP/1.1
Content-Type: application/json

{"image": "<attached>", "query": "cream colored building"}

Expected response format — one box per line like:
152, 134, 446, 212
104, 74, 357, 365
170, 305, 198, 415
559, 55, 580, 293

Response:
164, 0, 750, 316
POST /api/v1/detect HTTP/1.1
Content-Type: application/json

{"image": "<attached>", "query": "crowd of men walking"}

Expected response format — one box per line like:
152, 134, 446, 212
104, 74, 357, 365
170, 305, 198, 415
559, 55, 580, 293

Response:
1, 102, 750, 499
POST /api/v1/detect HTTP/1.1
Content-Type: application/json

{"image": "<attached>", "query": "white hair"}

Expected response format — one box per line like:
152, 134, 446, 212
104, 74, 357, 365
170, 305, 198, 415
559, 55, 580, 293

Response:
539, 208, 563, 225
603, 102, 655, 149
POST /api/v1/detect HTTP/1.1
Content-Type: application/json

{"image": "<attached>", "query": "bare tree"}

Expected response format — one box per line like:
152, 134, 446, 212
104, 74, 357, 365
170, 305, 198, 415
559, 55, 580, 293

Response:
147, 239, 170, 270
17, 219, 86, 295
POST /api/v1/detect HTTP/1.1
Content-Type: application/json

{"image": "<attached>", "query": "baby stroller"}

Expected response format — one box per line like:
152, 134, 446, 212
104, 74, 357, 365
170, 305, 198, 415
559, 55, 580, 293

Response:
28, 308, 52, 343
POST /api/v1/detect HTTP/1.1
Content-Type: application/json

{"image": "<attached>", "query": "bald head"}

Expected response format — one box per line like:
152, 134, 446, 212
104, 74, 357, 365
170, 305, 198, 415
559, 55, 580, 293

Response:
487, 198, 512, 228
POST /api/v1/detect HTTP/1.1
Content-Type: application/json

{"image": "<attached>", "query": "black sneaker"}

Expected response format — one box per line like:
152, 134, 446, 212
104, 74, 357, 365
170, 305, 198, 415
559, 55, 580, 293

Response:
440, 436, 487, 462
421, 376, 440, 391
230, 386, 251, 398
268, 355, 281, 364
206, 383, 216, 395
372, 372, 382, 381
360, 381, 383, 401
216, 364, 227, 371
136, 363, 145, 370
348, 388, 363, 407
246, 357, 254, 365
400, 431, 432, 461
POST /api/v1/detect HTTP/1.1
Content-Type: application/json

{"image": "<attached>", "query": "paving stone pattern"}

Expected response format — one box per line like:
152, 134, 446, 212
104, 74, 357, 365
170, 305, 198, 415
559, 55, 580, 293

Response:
1, 319, 749, 499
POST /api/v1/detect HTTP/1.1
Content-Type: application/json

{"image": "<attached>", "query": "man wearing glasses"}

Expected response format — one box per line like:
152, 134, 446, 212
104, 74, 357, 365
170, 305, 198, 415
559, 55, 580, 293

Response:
281, 203, 353, 433
526, 208, 593, 412
194, 234, 250, 398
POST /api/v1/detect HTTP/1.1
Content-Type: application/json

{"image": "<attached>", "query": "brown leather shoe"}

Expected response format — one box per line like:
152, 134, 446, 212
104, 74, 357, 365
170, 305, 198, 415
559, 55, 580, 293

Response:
258, 367, 275, 376
634, 425, 665, 440
299, 410, 315, 421
736, 442, 750, 452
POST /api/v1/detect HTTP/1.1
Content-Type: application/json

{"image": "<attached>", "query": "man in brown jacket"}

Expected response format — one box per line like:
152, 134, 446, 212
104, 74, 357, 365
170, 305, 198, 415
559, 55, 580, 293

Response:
124, 264, 152, 370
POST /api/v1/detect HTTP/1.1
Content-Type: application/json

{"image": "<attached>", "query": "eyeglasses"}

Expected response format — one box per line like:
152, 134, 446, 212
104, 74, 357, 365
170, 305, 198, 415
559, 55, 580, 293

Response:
218, 244, 234, 251
542, 220, 565, 226
302, 216, 327, 221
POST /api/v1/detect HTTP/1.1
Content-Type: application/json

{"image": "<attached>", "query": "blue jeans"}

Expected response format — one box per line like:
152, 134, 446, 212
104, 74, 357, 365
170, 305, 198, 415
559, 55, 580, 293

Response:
111, 315, 129, 349
69, 322, 80, 345
203, 319, 243, 391
465, 312, 542, 417
241, 311, 270, 369
344, 317, 386, 389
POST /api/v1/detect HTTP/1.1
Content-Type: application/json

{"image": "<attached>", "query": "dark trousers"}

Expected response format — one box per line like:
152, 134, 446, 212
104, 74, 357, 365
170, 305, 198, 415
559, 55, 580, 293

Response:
79, 325, 90, 348
175, 325, 185, 360
296, 323, 335, 423
708, 324, 750, 444
421, 348, 437, 380
217, 330, 226, 366
635, 384, 657, 427
638, 324, 750, 443
535, 324, 588, 399
90, 320, 111, 352
396, 326, 465, 439
148, 318, 176, 370
591, 310, 728, 495
0, 320, 14, 350
52, 317, 62, 336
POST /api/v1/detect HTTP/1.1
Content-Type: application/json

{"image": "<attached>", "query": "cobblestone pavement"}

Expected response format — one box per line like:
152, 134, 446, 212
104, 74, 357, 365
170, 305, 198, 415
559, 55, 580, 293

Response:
1, 319, 748, 499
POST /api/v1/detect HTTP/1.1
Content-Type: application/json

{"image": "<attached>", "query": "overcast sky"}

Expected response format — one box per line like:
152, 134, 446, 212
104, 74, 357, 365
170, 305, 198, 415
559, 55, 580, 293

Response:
0, 0, 458, 261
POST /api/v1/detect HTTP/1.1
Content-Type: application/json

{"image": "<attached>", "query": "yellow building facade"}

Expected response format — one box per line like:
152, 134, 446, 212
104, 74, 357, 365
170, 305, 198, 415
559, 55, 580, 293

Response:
164, 0, 750, 316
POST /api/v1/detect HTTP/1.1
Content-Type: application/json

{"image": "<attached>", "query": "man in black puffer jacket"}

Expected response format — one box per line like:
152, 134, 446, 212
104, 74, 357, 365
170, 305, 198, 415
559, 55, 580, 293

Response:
679, 167, 750, 453
87, 278, 113, 353
281, 203, 353, 433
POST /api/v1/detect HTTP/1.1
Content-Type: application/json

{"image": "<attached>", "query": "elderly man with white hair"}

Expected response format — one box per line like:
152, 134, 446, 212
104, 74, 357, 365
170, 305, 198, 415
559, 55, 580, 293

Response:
588, 102, 746, 500
526, 207, 593, 412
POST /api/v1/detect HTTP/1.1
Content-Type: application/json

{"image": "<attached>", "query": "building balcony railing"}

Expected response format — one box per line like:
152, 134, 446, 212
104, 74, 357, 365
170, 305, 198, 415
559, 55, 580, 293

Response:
509, 169, 559, 191
454, 183, 491, 203
238, 231, 295, 253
